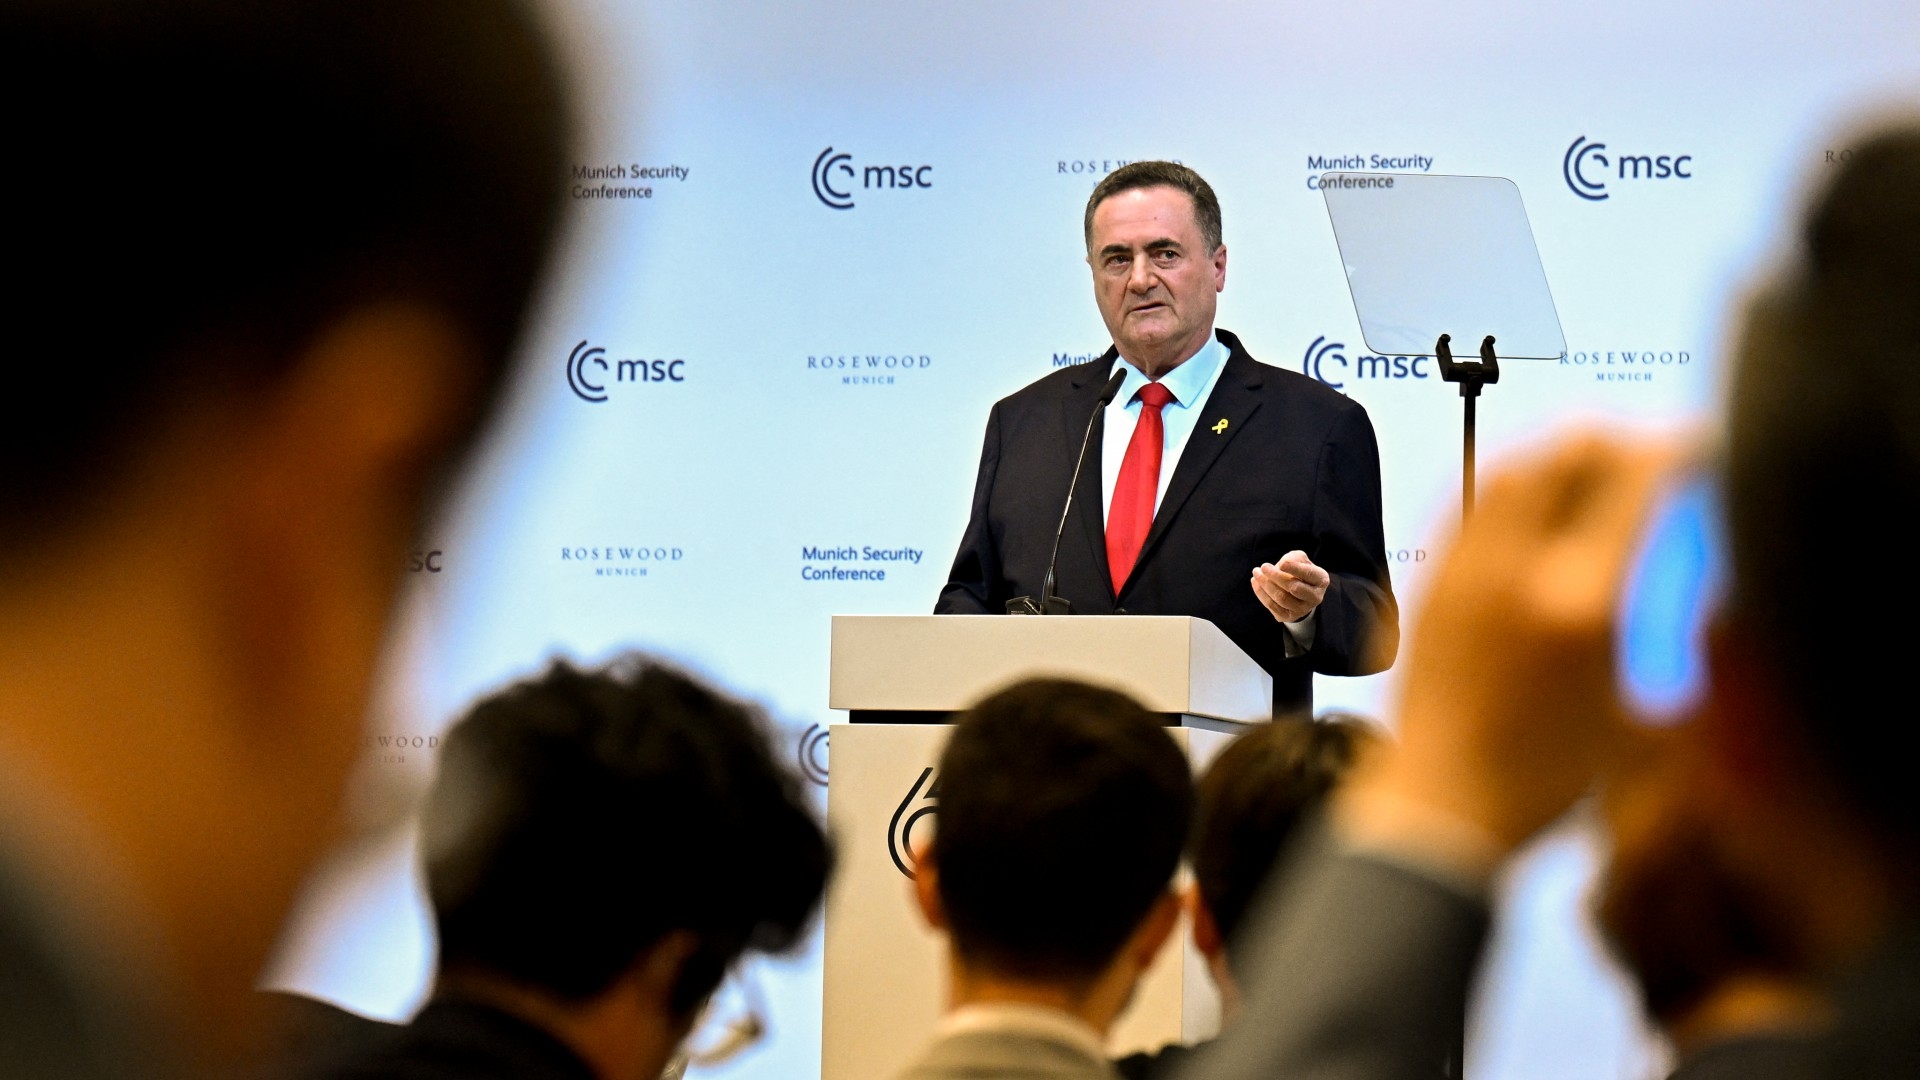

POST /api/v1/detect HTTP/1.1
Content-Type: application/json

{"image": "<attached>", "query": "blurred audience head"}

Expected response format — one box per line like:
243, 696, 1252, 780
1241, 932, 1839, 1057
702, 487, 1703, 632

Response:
422, 658, 830, 1080
1628, 122, 1920, 1014
1722, 126, 1920, 857
1189, 713, 1375, 1011
424, 660, 833, 1006
915, 678, 1193, 1026
2, 0, 569, 536
0, 0, 570, 1068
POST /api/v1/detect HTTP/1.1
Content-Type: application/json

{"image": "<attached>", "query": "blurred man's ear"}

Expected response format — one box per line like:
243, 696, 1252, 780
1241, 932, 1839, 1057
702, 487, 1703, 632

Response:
214, 301, 474, 740
1184, 882, 1246, 1020
912, 850, 947, 931
634, 930, 705, 1024
1126, 890, 1182, 973
1184, 884, 1223, 962
523, 929, 705, 1080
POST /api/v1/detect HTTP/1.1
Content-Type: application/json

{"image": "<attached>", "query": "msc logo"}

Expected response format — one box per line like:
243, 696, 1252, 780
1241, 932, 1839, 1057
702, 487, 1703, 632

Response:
888, 766, 939, 879
797, 724, 829, 787
1302, 336, 1430, 391
407, 549, 443, 573
566, 340, 687, 403
811, 147, 933, 210
1563, 136, 1693, 201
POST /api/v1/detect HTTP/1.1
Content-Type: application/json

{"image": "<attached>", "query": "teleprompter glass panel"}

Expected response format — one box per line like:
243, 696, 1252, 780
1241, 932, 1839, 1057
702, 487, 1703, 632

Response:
1319, 172, 1566, 360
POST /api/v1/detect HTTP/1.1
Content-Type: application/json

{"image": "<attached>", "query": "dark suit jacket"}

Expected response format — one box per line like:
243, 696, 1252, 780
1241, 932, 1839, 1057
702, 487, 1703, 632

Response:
304, 1000, 592, 1080
937, 329, 1398, 716
1114, 1039, 1206, 1080
1192, 829, 1485, 1080
263, 990, 400, 1079
1, 851, 167, 1080
895, 1030, 1119, 1080
1815, 918, 1920, 1079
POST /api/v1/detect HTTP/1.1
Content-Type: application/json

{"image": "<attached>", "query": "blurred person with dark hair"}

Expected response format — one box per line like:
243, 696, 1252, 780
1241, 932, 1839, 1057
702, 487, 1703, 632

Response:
1186, 713, 1377, 1005
1114, 715, 1374, 1080
308, 659, 831, 1080
1597, 734, 1825, 1078
0, 0, 570, 1076
899, 679, 1194, 1080
1187, 124, 1920, 1080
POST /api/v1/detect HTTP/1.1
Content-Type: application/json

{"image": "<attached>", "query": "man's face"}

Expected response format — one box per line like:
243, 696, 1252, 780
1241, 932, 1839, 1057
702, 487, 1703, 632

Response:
1087, 185, 1227, 373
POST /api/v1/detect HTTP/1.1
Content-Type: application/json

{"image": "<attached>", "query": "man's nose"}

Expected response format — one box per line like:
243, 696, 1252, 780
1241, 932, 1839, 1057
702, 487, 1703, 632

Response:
1127, 255, 1156, 292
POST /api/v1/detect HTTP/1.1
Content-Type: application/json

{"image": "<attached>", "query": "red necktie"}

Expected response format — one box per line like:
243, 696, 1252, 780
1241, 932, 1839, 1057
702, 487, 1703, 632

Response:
1107, 381, 1175, 592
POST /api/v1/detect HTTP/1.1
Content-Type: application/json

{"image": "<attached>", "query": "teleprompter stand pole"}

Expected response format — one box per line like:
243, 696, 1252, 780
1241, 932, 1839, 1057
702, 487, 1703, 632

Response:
1434, 333, 1500, 522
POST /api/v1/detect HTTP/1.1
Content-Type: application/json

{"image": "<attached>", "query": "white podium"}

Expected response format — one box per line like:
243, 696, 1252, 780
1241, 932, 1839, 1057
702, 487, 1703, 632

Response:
820, 615, 1271, 1080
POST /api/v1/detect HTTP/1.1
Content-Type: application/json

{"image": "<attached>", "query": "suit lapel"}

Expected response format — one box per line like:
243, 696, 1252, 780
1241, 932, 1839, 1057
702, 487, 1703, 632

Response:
1070, 351, 1119, 602
1120, 342, 1264, 599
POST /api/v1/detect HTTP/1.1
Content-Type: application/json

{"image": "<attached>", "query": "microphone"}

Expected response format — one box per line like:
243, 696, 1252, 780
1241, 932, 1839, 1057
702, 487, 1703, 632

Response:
1007, 366, 1128, 615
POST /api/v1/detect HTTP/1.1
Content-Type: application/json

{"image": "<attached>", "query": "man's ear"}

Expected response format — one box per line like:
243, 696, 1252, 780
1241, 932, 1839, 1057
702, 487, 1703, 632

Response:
214, 302, 474, 736
911, 851, 946, 931
1127, 889, 1183, 973
1211, 243, 1228, 292
234, 301, 476, 533
1184, 885, 1223, 962
634, 929, 704, 1014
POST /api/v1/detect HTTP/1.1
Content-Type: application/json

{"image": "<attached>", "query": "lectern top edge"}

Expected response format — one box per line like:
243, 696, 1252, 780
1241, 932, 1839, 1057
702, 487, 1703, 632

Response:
828, 614, 1272, 724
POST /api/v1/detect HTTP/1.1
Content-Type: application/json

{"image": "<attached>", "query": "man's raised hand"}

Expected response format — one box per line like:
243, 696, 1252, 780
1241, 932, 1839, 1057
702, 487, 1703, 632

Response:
1251, 550, 1330, 624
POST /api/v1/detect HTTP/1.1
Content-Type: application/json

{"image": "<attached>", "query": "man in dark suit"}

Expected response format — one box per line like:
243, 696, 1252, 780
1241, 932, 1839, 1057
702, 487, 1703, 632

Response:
937, 162, 1397, 717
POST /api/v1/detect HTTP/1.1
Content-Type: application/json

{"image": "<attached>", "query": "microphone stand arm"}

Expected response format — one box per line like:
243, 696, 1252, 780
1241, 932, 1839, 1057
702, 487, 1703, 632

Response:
1007, 368, 1126, 614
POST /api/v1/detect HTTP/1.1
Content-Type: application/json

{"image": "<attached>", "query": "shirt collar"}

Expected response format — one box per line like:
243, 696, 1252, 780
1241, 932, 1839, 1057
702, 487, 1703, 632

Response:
1112, 329, 1224, 409
936, 1002, 1107, 1062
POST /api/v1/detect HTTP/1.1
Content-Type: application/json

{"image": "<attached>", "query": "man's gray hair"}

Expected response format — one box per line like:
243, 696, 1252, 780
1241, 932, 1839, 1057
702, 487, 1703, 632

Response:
1084, 161, 1223, 253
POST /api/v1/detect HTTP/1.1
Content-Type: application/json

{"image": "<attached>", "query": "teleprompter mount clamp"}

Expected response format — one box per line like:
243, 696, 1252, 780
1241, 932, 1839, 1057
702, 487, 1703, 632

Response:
1435, 333, 1499, 520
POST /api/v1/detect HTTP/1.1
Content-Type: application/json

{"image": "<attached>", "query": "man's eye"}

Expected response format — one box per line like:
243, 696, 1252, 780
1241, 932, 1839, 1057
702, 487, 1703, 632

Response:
1105, 256, 1131, 271
1153, 250, 1179, 263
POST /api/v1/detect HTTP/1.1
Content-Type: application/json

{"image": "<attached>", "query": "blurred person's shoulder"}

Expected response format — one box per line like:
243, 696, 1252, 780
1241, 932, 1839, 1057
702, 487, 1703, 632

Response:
1113, 1040, 1206, 1080
1668, 1034, 1818, 1080
296, 1000, 590, 1080
0, 848, 166, 1080
259, 990, 401, 1079
1817, 918, 1920, 1079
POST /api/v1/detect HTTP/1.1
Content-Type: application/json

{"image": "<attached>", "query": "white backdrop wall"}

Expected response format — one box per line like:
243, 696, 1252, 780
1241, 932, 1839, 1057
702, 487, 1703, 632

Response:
263, 3, 1920, 1078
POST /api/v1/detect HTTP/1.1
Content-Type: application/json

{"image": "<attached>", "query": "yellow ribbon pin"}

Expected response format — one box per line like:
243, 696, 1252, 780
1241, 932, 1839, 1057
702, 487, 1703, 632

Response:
1211, 418, 1229, 434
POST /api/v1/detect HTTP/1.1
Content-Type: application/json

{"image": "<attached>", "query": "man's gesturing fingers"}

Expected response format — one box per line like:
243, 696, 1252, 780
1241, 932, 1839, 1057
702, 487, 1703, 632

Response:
1250, 551, 1329, 623
1275, 550, 1331, 591
1250, 567, 1302, 621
